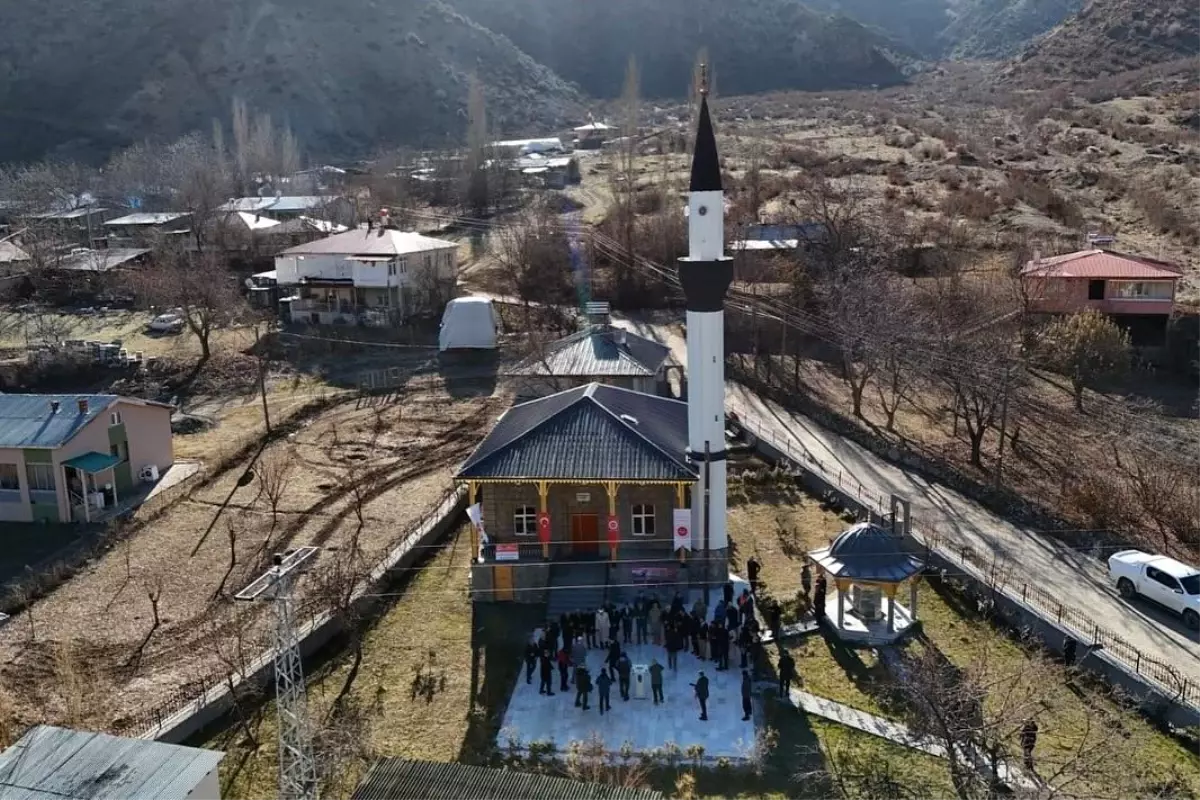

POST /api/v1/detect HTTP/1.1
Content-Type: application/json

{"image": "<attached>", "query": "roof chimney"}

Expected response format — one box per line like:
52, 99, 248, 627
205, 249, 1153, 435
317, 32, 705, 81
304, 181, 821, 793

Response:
614, 328, 627, 346
1032, 248, 1041, 267
78, 397, 89, 414
50, 400, 60, 414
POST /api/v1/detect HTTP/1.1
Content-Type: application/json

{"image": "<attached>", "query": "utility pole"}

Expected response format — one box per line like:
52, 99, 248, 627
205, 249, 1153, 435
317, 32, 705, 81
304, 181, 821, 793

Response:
256, 325, 272, 436
236, 547, 320, 800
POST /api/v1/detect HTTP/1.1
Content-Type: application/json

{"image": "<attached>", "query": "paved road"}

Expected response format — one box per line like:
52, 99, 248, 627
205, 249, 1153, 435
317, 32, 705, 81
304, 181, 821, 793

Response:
611, 316, 1200, 685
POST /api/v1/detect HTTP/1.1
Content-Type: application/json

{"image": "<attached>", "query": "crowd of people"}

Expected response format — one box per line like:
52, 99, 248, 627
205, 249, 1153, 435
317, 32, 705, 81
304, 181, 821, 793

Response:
525, 576, 793, 722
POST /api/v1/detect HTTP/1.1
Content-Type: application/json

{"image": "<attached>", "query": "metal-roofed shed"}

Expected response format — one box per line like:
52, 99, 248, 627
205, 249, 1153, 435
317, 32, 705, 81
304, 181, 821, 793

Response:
0, 725, 224, 800
351, 757, 664, 800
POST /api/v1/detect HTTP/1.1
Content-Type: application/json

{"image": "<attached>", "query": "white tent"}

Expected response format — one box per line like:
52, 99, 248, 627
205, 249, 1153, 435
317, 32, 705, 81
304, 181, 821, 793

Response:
439, 297, 498, 351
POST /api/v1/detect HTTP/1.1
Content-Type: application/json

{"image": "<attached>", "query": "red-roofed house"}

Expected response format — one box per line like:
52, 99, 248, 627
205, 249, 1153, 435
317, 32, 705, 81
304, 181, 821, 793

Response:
1020, 249, 1182, 345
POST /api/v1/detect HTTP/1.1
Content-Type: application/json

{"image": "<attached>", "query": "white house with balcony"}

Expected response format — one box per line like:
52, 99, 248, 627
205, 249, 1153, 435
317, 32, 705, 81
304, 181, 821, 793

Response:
275, 226, 459, 327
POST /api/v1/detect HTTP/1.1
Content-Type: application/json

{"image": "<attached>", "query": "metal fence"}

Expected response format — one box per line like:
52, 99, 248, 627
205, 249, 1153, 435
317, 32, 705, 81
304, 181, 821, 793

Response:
738, 414, 1200, 711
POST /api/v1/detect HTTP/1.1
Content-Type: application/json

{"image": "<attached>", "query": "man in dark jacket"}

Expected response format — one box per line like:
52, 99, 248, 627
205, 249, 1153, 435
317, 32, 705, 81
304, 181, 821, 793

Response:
538, 647, 555, 696
725, 601, 740, 633
575, 664, 592, 710
665, 623, 681, 671
635, 596, 649, 644
524, 641, 538, 685
584, 609, 597, 649
709, 621, 725, 671
814, 574, 828, 620
747, 556, 761, 595
1021, 718, 1039, 771
723, 581, 734, 606
616, 651, 632, 700
621, 605, 634, 644
596, 668, 613, 715
741, 669, 754, 721
650, 658, 665, 704
779, 650, 797, 698
607, 638, 621, 673
692, 671, 710, 721
800, 562, 813, 602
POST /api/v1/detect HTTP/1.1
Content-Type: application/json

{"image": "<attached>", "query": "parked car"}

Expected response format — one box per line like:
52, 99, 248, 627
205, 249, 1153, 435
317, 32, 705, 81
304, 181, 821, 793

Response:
147, 312, 184, 334
1108, 550, 1200, 629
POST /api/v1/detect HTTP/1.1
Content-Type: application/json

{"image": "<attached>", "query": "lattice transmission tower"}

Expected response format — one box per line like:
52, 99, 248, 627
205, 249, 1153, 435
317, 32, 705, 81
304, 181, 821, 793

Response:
236, 547, 319, 800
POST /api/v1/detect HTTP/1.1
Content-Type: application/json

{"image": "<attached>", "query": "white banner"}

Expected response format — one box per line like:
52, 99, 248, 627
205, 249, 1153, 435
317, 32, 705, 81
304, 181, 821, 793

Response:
672, 508, 691, 551
467, 502, 488, 546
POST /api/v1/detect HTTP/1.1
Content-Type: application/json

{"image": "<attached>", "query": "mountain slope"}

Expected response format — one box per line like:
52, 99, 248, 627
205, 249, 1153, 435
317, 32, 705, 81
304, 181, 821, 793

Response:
0, 0, 582, 164
445, 0, 907, 98
1008, 0, 1198, 81
942, 0, 1084, 59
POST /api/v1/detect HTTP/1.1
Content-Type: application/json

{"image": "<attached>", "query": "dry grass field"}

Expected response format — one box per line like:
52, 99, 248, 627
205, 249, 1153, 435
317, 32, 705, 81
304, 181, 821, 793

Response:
0, 377, 508, 735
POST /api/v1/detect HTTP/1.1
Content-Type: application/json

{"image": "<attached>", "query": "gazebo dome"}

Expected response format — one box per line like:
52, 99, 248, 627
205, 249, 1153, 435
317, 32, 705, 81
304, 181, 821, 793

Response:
809, 522, 923, 583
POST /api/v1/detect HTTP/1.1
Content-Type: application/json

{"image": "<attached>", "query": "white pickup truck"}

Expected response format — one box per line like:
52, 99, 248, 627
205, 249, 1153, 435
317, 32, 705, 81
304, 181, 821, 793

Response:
1108, 550, 1200, 630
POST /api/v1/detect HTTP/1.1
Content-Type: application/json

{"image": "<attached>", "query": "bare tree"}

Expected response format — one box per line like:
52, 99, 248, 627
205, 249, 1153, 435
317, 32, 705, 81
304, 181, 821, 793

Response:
896, 637, 1147, 800
257, 449, 296, 533
135, 244, 247, 365
495, 200, 574, 323
129, 575, 165, 672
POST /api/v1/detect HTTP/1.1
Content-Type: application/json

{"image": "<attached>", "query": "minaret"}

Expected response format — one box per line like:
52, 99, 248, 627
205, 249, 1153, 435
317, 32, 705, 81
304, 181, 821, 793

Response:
679, 65, 733, 583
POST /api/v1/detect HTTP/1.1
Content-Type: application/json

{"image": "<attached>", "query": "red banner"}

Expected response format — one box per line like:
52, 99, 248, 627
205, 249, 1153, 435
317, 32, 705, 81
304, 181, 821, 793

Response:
537, 511, 551, 544
606, 514, 620, 548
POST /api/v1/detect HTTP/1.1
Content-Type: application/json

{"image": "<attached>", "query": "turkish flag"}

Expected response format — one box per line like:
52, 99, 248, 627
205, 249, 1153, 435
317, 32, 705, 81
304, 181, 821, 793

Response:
537, 511, 551, 544
606, 514, 620, 548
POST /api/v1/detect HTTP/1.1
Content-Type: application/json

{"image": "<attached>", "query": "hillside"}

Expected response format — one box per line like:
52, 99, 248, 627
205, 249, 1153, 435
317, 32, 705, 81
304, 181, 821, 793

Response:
0, 0, 582, 164
445, 0, 908, 98
1009, 0, 1199, 81
942, 0, 1084, 59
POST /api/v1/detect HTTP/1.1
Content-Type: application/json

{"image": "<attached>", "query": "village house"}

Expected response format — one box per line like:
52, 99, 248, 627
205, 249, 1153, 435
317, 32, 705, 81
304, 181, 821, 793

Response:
503, 318, 671, 399
102, 211, 192, 248
219, 195, 354, 224
1020, 249, 1182, 345
28, 204, 111, 249
275, 226, 459, 327
0, 725, 224, 800
573, 121, 616, 150
0, 393, 174, 524
458, 383, 697, 601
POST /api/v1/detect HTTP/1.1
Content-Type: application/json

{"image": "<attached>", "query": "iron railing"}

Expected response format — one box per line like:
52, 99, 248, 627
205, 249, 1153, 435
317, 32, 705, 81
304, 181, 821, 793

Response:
737, 413, 1199, 710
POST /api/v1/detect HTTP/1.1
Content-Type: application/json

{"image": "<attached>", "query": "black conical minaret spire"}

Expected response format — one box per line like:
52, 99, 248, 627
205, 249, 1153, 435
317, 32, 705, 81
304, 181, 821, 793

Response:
689, 66, 722, 193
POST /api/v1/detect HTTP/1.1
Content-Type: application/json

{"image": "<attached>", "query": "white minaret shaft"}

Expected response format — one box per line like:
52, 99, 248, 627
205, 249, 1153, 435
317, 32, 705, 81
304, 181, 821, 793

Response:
679, 82, 733, 557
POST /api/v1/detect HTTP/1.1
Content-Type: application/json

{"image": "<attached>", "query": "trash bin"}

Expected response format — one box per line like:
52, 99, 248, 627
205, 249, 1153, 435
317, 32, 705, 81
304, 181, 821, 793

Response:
632, 664, 649, 700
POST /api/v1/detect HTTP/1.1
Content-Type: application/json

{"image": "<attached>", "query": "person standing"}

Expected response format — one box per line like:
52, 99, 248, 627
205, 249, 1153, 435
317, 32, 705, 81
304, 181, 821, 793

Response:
709, 621, 724, 671
524, 640, 539, 685
689, 613, 702, 657
650, 658, 665, 705
557, 646, 571, 692
725, 600, 739, 634
740, 588, 756, 621
800, 561, 813, 603
768, 601, 782, 641
649, 601, 663, 646
666, 622, 680, 671
595, 606, 610, 648
596, 668, 613, 715
584, 609, 597, 649
1021, 718, 1039, 771
738, 624, 753, 669
539, 647, 555, 696
692, 671, 710, 721
572, 636, 587, 668
636, 597, 649, 644
723, 581, 734, 607
573, 666, 588, 710
607, 637, 621, 673
617, 651, 632, 701
741, 669, 753, 721
747, 556, 761, 596
814, 574, 828, 620
621, 605, 634, 644
560, 613, 573, 651
778, 650, 797, 698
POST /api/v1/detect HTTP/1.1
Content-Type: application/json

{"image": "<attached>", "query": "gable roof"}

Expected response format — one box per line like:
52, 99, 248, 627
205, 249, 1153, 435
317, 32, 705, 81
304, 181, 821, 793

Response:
0, 240, 30, 263
104, 212, 190, 227
279, 227, 456, 257
0, 394, 170, 448
505, 325, 670, 378
1021, 250, 1183, 280
219, 196, 333, 213
56, 248, 150, 273
0, 725, 224, 800
457, 383, 695, 481
352, 758, 663, 800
